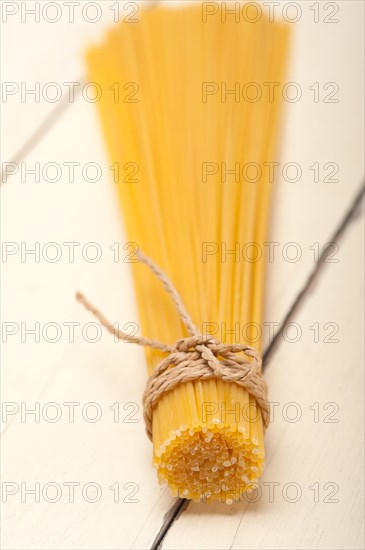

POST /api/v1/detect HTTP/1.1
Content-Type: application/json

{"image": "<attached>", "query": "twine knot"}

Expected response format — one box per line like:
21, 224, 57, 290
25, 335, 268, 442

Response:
77, 251, 269, 441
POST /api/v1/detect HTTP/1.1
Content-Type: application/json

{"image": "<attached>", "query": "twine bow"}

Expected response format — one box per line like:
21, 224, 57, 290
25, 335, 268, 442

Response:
77, 251, 269, 440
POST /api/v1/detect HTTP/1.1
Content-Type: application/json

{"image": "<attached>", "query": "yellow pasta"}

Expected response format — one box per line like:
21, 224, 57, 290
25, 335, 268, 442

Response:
86, 2, 289, 503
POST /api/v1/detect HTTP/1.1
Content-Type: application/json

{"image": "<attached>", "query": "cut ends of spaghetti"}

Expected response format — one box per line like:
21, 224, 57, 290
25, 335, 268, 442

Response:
152, 380, 264, 503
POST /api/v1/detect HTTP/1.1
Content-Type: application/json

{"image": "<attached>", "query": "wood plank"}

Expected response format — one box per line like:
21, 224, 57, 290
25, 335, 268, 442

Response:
263, 0, 364, 341
160, 210, 364, 550
1, 97, 177, 550
1, 0, 157, 161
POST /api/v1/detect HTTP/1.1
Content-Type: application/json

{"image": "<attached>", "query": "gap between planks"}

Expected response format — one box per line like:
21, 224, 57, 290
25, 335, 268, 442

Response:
0, 78, 84, 185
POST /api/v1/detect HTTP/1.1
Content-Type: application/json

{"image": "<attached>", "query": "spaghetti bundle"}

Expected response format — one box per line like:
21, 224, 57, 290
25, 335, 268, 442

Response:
86, 3, 289, 503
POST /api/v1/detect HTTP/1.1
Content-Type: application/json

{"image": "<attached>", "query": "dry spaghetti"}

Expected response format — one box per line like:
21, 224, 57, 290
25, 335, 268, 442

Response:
86, 2, 289, 502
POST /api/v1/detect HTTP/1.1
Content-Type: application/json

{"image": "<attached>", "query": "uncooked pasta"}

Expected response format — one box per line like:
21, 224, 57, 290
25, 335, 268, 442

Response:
85, 2, 289, 503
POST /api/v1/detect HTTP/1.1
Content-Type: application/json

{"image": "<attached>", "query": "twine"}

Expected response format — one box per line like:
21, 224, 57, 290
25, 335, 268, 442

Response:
76, 251, 269, 440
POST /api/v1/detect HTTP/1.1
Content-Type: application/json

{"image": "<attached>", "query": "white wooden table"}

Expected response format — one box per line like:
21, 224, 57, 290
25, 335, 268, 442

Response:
1, 1, 364, 549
